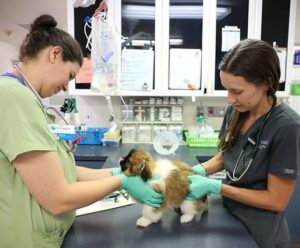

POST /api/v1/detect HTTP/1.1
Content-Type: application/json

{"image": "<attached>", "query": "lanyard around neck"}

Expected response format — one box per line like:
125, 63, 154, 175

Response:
2, 72, 26, 86
13, 64, 46, 109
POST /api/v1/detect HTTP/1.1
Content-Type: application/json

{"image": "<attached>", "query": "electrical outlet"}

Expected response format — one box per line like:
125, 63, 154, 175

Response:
82, 112, 93, 124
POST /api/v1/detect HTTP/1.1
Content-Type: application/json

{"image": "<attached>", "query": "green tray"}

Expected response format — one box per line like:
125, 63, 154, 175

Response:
291, 84, 300, 95
185, 131, 219, 148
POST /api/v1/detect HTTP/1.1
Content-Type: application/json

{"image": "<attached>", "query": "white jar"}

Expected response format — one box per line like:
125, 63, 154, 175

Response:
122, 126, 136, 143
137, 125, 152, 143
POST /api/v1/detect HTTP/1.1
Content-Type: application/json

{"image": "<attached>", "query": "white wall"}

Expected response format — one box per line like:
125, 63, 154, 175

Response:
295, 0, 300, 45
76, 96, 120, 127
0, 0, 68, 47
0, 41, 18, 73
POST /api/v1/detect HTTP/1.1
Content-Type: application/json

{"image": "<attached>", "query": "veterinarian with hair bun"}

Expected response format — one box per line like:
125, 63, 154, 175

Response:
0, 14, 162, 248
187, 39, 300, 248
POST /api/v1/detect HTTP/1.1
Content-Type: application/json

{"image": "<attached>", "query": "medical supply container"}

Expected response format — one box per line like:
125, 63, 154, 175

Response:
76, 127, 109, 145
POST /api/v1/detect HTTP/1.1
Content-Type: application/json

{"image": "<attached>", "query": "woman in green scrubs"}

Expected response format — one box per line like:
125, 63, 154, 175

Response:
188, 39, 300, 248
0, 15, 162, 248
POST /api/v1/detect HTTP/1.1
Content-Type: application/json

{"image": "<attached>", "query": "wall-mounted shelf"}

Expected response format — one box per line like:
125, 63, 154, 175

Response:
121, 121, 183, 124
120, 97, 184, 143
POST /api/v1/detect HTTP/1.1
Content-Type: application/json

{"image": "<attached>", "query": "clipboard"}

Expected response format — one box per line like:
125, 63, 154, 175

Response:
76, 191, 135, 216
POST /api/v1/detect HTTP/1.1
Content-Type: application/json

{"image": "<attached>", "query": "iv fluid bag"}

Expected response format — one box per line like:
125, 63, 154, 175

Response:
91, 14, 120, 95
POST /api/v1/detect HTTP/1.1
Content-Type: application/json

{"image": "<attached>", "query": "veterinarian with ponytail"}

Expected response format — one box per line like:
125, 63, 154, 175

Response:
188, 39, 300, 248
0, 14, 162, 248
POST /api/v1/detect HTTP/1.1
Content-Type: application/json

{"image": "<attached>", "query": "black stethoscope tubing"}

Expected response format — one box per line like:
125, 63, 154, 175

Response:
226, 104, 275, 182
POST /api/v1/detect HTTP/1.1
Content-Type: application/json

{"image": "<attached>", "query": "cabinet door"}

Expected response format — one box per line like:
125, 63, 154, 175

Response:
210, 0, 297, 97
68, 0, 161, 96
211, 0, 250, 95
68, 0, 114, 96
119, 0, 161, 96
261, 0, 296, 96
71, 0, 104, 94
162, 0, 206, 97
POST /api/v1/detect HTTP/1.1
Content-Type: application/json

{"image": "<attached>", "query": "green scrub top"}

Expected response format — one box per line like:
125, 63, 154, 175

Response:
0, 76, 77, 247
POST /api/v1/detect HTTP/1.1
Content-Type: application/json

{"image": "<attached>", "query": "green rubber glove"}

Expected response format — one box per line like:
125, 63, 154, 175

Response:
111, 167, 122, 176
118, 174, 163, 208
191, 163, 206, 176
187, 175, 222, 200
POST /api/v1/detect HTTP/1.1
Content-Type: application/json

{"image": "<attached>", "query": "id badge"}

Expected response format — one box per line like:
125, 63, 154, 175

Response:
48, 124, 76, 141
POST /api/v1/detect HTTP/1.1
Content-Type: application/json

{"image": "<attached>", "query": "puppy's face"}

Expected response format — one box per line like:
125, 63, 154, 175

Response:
119, 149, 136, 172
119, 149, 154, 181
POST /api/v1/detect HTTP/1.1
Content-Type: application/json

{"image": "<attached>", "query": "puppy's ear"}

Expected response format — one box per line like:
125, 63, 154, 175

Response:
129, 149, 136, 155
140, 162, 151, 181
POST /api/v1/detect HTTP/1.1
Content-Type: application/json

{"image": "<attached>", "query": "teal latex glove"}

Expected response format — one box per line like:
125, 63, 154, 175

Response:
119, 174, 163, 208
187, 175, 222, 200
191, 163, 206, 176
111, 167, 122, 176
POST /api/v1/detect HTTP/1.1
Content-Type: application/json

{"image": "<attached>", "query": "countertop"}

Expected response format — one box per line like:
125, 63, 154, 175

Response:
73, 143, 218, 168
61, 144, 258, 248
62, 196, 257, 248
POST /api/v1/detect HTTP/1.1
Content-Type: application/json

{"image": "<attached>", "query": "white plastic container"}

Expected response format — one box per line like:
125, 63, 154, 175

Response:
196, 114, 214, 137
152, 125, 167, 141
122, 125, 136, 143
168, 125, 182, 141
137, 125, 152, 143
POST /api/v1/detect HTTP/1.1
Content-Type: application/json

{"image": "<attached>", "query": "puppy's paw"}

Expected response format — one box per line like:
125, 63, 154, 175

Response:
136, 217, 152, 227
180, 214, 194, 224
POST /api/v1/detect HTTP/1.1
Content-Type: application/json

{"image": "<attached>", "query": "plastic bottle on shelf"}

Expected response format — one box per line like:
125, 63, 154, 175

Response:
150, 107, 155, 122
154, 108, 159, 121
196, 113, 214, 137
122, 125, 136, 143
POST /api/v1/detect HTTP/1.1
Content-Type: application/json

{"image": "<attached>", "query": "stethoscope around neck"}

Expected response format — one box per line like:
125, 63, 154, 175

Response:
226, 105, 275, 182
13, 64, 69, 125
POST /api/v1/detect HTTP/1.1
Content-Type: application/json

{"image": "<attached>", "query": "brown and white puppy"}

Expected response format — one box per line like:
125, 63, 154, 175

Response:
119, 149, 208, 227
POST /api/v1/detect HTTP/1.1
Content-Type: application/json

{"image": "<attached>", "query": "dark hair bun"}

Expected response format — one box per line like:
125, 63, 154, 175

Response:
30, 14, 57, 32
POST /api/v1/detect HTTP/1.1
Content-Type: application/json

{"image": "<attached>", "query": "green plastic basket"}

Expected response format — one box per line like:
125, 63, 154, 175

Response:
185, 131, 219, 148
291, 84, 300, 95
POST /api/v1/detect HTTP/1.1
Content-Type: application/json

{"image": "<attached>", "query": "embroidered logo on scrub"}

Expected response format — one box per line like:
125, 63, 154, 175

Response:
283, 168, 295, 175
258, 136, 271, 149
